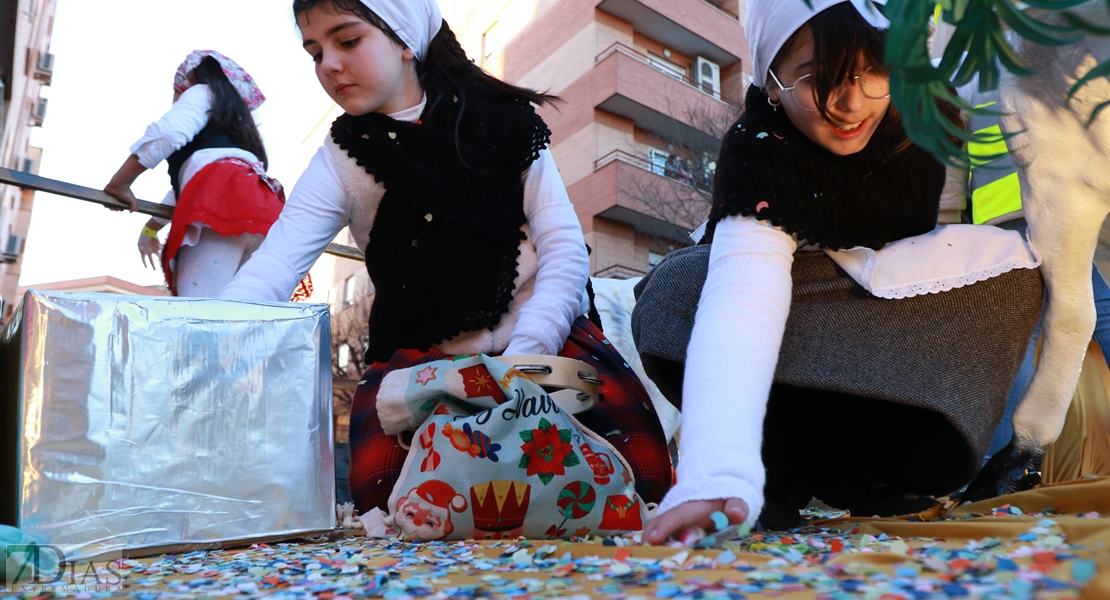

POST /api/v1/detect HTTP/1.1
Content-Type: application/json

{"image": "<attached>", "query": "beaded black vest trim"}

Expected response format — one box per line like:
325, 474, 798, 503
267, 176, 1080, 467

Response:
331, 84, 551, 362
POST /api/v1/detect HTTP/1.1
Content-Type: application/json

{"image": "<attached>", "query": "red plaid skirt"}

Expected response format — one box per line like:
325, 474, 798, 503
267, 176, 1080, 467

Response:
349, 317, 673, 514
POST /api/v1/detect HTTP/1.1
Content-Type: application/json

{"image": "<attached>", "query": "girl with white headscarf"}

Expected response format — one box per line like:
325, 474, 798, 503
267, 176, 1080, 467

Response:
635, 0, 1042, 541
221, 0, 673, 516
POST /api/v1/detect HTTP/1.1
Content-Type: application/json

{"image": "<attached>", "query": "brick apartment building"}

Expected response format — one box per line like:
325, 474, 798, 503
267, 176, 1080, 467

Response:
448, 0, 749, 277
0, 0, 58, 321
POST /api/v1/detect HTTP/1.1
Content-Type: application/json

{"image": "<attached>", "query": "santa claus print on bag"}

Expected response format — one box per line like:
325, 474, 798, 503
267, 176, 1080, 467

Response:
394, 480, 468, 541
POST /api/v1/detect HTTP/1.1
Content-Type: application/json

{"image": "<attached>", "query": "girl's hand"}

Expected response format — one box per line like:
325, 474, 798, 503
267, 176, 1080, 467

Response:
104, 154, 147, 212
104, 184, 139, 212
642, 498, 749, 546
137, 230, 161, 269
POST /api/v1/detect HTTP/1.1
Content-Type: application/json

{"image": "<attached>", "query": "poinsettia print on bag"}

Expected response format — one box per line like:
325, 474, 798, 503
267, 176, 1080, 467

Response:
363, 354, 646, 541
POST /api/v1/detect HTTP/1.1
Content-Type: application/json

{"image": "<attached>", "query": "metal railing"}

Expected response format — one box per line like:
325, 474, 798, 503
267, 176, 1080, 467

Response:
594, 41, 741, 109
0, 167, 365, 391
594, 148, 713, 192
595, 264, 647, 280
0, 167, 365, 262
701, 0, 740, 20
595, 148, 654, 172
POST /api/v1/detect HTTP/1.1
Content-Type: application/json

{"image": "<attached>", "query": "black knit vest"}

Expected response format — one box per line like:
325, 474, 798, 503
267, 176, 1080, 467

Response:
705, 85, 944, 250
166, 123, 241, 197
331, 84, 551, 363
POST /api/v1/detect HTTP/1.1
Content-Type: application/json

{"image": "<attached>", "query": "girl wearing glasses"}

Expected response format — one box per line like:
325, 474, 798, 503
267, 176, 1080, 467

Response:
637, 0, 1043, 542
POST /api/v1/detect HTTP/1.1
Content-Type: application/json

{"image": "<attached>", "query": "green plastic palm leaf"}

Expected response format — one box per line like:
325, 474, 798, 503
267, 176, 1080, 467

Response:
884, 0, 1096, 165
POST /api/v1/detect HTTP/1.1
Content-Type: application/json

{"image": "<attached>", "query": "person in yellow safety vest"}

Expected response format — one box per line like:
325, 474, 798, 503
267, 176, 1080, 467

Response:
967, 90, 1024, 226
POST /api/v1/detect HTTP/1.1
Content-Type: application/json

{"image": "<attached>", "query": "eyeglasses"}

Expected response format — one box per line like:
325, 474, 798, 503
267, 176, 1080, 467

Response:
768, 67, 891, 112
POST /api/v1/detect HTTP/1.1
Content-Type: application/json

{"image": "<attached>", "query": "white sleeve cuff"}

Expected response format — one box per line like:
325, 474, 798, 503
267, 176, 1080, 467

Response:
657, 476, 766, 527
219, 251, 301, 302
503, 335, 550, 356
662, 215, 796, 528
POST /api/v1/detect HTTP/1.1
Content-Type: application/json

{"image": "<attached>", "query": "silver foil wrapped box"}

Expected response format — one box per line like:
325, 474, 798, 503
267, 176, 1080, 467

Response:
1, 290, 335, 560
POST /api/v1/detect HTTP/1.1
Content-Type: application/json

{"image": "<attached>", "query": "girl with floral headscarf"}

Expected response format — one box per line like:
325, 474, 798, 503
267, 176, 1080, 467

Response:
105, 51, 304, 298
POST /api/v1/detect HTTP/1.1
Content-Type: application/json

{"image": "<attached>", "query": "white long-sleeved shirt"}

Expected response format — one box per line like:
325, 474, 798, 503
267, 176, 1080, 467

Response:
658, 215, 795, 524
221, 98, 590, 357
129, 84, 262, 235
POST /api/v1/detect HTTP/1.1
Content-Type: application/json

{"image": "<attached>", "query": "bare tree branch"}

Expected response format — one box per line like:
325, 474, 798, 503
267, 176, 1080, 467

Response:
618, 89, 742, 243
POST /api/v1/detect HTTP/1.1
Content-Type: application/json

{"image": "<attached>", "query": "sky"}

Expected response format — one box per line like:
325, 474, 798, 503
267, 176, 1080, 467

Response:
19, 0, 462, 288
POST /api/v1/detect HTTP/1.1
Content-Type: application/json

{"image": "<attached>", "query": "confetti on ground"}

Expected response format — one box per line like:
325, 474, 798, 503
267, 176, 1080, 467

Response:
7, 478, 1110, 599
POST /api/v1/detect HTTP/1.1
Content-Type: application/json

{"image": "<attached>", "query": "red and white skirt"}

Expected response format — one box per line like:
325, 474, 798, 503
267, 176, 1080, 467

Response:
162, 158, 286, 296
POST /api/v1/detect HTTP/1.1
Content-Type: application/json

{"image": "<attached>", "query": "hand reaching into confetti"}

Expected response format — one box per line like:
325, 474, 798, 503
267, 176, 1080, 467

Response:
641, 498, 748, 546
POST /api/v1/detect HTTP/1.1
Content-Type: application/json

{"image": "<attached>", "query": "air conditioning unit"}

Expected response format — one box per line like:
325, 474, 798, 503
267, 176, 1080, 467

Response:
695, 57, 722, 98
22, 157, 37, 174
31, 97, 47, 125
34, 52, 54, 81
3, 233, 23, 261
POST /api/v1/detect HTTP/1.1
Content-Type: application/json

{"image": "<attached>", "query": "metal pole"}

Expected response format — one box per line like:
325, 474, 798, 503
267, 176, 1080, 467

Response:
0, 167, 365, 261
0, 167, 366, 391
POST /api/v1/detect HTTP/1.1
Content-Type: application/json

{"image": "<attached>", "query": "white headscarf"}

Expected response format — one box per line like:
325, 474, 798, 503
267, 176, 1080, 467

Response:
746, 0, 888, 89
359, 0, 442, 61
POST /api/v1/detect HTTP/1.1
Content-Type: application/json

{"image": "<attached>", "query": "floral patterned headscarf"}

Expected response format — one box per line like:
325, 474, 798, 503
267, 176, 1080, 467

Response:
173, 50, 266, 111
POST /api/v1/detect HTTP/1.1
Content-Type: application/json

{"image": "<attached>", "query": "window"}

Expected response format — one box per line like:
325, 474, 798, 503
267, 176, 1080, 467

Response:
647, 54, 686, 81
694, 57, 722, 97
648, 148, 670, 177
648, 252, 665, 271
650, 148, 694, 184
481, 21, 503, 67
343, 276, 357, 306
337, 343, 351, 375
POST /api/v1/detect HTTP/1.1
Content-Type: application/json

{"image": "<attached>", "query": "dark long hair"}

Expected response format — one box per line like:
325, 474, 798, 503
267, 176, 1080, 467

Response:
770, 2, 890, 126
292, 0, 560, 122
192, 56, 269, 169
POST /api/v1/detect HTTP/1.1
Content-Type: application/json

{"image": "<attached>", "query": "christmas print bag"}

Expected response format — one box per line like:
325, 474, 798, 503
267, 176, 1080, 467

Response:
361, 354, 647, 541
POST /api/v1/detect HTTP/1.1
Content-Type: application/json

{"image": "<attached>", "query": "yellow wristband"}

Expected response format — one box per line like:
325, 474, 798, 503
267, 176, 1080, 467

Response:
141, 226, 159, 238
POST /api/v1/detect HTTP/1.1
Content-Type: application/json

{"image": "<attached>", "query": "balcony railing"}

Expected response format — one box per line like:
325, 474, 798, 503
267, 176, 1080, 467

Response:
595, 41, 740, 108
701, 0, 739, 20
594, 149, 712, 193
595, 264, 647, 280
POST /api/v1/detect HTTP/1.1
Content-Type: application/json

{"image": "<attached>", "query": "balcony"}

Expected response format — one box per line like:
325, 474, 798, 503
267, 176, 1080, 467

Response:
599, 42, 738, 106
574, 43, 736, 149
595, 264, 647, 279
595, 0, 747, 67
596, 148, 711, 193
567, 150, 709, 244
